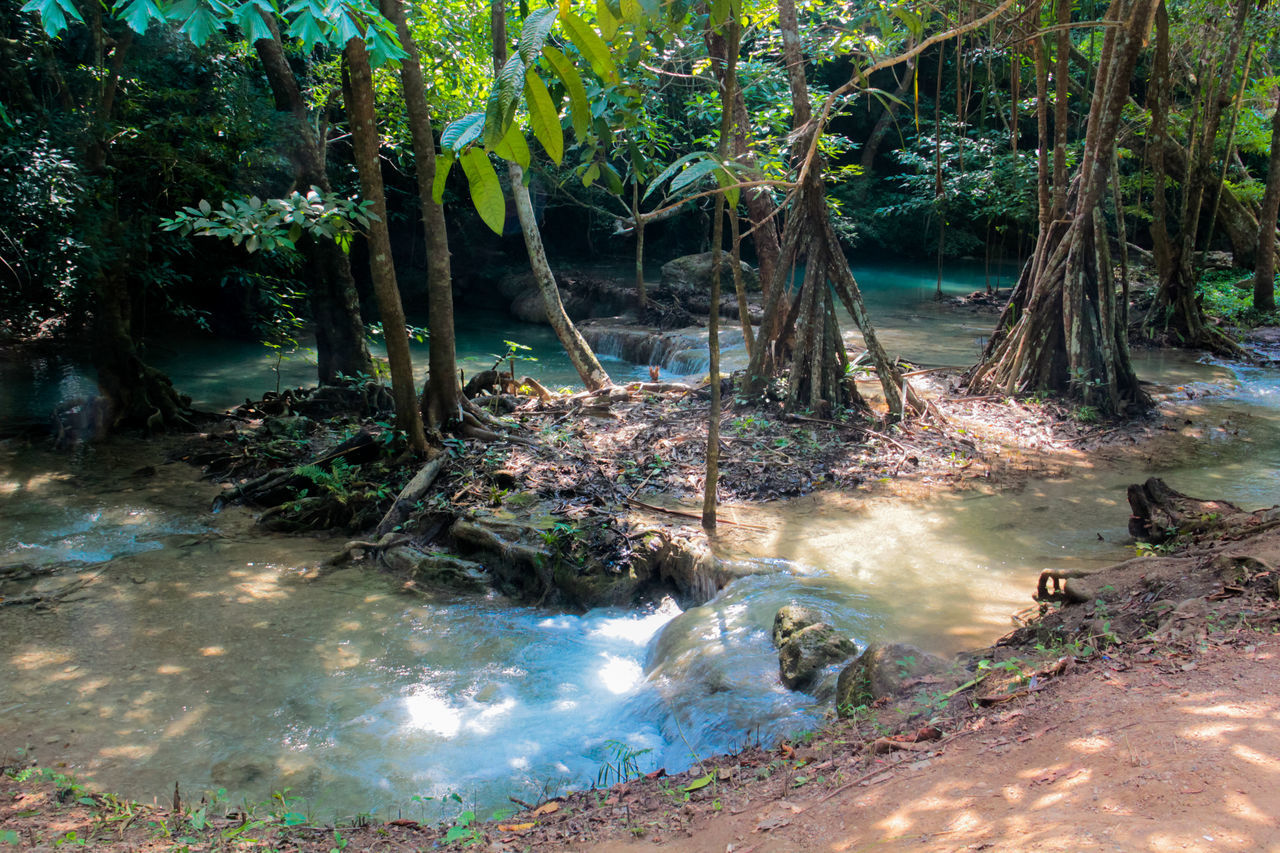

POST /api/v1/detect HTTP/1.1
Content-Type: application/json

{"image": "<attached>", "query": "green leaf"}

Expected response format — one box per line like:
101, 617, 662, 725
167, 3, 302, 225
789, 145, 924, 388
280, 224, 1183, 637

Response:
484, 53, 526, 150
643, 150, 710, 201
542, 46, 589, 141
21, 0, 84, 37
709, 0, 729, 28
525, 69, 563, 165
682, 772, 714, 792
175, 2, 225, 46
597, 0, 619, 39
441, 111, 486, 153
582, 161, 600, 187
432, 151, 455, 204
282, 812, 307, 826
669, 158, 720, 195
518, 6, 559, 65
117, 0, 166, 35
286, 10, 328, 51
714, 166, 739, 208
494, 122, 531, 170
460, 148, 506, 235
561, 11, 617, 83
232, 1, 275, 43
600, 162, 624, 195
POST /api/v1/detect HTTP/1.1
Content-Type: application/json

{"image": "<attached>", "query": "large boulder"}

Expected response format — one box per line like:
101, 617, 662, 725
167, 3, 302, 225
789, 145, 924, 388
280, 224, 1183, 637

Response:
835, 642, 952, 716
778, 623, 857, 690
772, 603, 826, 647
660, 252, 760, 295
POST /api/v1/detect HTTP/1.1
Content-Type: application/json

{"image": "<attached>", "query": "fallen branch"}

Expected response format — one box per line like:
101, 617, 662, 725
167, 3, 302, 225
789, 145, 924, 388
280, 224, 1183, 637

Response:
625, 498, 770, 530
374, 455, 448, 538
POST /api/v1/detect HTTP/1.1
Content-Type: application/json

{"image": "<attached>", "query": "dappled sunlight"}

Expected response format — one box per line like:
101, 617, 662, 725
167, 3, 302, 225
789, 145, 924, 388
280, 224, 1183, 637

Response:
810, 639, 1280, 852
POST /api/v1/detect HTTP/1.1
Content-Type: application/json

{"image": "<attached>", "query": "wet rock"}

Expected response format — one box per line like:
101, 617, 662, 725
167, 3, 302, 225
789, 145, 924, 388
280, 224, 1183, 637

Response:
835, 642, 952, 715
771, 604, 826, 647
660, 252, 760, 295
380, 545, 492, 593
778, 623, 856, 690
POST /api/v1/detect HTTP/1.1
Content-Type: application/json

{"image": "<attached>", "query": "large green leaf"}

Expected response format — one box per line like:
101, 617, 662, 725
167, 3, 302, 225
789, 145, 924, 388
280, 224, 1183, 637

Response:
494, 122, 531, 170
643, 151, 711, 201
232, 1, 276, 43
525, 69, 564, 165
432, 151, 455, 204
597, 0, 620, 39
669, 158, 721, 196
460, 149, 506, 235
518, 6, 559, 65
484, 53, 526, 150
117, 0, 166, 34
542, 46, 589, 141
714, 166, 739, 208
441, 112, 486, 153
561, 11, 618, 83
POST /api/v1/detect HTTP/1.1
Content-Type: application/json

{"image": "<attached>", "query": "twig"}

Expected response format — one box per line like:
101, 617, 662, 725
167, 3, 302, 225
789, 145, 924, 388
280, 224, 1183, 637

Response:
625, 498, 769, 530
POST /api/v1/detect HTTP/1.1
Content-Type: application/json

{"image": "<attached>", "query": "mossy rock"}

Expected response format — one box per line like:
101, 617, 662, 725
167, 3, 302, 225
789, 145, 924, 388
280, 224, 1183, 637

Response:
835, 642, 952, 716
772, 603, 826, 647
778, 623, 856, 690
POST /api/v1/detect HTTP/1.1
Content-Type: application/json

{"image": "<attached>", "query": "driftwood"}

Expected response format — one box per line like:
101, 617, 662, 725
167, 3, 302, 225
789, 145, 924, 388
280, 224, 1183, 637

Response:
1127, 477, 1245, 544
374, 455, 447, 538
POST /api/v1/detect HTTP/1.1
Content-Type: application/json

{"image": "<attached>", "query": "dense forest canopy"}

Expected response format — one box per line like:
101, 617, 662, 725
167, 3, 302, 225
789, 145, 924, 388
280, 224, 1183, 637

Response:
1, 0, 1278, 434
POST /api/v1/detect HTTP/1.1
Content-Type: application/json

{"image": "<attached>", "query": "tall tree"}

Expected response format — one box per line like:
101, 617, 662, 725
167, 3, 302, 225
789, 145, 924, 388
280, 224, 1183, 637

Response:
379, 0, 461, 428
252, 17, 372, 385
491, 0, 611, 391
343, 37, 429, 451
1255, 85, 1280, 313
969, 0, 1154, 413
1148, 0, 1251, 349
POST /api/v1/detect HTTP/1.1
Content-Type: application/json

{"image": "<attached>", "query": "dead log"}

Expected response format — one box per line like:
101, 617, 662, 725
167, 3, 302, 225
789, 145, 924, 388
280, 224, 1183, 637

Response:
374, 455, 447, 538
1127, 477, 1245, 543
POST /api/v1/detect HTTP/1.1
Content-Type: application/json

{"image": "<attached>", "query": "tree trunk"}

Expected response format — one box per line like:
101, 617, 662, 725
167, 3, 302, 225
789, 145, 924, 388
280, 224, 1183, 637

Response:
742, 0, 905, 417
1152, 0, 1249, 344
492, 0, 610, 391
1255, 86, 1280, 313
969, 0, 1154, 414
380, 0, 460, 429
342, 39, 428, 452
253, 24, 371, 384
509, 164, 612, 390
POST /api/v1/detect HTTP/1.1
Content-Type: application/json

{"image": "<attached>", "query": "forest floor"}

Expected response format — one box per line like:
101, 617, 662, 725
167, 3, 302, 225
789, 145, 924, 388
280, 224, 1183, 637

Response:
4, 328, 1279, 850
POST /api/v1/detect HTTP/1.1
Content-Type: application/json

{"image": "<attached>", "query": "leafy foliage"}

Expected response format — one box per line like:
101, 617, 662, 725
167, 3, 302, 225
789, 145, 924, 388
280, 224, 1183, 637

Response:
159, 187, 377, 254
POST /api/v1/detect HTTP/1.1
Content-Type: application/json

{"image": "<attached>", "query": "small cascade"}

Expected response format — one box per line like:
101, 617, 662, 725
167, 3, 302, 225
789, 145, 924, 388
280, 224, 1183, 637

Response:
581, 324, 749, 377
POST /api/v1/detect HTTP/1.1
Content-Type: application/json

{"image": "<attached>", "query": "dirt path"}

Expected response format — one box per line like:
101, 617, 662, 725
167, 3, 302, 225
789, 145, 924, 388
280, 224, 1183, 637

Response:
585, 633, 1280, 852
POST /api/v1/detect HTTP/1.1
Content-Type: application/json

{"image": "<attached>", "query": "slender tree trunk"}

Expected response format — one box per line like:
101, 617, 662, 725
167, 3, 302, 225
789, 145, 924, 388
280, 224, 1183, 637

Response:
857, 60, 916, 190
491, 0, 610, 390
1255, 86, 1280, 313
342, 39, 428, 452
253, 27, 371, 385
380, 0, 460, 429
510, 164, 612, 389
1052, 0, 1070, 219
1153, 0, 1249, 344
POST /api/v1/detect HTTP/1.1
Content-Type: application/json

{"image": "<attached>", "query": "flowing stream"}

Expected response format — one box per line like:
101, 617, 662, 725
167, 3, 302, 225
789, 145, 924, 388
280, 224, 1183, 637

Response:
1, 261, 1277, 820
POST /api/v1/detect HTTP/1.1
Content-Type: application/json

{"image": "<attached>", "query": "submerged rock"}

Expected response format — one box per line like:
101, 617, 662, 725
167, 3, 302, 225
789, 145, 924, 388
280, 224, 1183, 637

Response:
834, 642, 953, 715
777, 623, 856, 690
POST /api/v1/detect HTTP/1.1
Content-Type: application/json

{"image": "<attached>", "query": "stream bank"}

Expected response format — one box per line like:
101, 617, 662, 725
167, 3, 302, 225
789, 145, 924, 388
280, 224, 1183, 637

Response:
5, 477, 1279, 851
